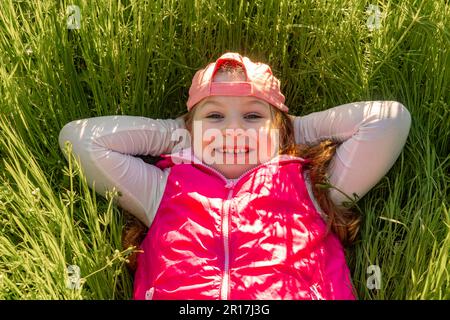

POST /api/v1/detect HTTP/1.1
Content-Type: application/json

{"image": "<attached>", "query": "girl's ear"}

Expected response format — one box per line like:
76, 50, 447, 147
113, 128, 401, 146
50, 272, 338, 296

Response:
183, 105, 197, 132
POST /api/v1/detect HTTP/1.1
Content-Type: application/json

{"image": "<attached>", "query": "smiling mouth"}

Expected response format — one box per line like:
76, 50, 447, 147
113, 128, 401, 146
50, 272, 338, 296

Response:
215, 147, 250, 154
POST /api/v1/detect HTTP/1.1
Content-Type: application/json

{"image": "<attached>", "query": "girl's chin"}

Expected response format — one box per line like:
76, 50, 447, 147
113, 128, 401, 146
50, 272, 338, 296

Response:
211, 163, 259, 179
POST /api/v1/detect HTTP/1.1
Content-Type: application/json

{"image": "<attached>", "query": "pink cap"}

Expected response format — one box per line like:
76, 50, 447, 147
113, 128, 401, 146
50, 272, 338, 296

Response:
186, 52, 288, 112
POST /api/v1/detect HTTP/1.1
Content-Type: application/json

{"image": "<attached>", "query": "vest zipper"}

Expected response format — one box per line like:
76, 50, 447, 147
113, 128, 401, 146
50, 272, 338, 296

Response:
220, 186, 234, 300
197, 165, 259, 300
187, 155, 308, 300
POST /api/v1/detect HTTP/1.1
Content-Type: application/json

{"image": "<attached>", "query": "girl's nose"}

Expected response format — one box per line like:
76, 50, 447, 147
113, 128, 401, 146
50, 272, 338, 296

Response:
223, 115, 244, 130
218, 116, 243, 144
221, 118, 245, 140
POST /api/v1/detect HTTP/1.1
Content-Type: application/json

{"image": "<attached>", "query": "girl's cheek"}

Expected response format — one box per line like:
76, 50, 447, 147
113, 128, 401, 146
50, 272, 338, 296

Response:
257, 128, 279, 161
202, 135, 213, 147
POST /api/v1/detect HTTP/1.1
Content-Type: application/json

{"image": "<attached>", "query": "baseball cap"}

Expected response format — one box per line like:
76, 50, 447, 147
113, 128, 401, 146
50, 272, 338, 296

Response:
186, 52, 288, 112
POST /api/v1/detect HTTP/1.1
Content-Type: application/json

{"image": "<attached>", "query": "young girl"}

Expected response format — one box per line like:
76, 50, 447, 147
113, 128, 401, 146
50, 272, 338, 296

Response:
59, 52, 411, 300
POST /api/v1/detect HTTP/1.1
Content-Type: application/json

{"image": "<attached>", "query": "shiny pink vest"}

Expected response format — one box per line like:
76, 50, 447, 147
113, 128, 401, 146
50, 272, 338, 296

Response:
133, 150, 356, 300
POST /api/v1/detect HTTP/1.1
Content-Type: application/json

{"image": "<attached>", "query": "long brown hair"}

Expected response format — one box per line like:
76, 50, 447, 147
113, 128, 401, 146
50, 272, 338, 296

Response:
268, 106, 362, 246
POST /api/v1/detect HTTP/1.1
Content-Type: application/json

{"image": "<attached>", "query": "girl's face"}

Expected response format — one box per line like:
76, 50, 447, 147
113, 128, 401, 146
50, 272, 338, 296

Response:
191, 96, 279, 179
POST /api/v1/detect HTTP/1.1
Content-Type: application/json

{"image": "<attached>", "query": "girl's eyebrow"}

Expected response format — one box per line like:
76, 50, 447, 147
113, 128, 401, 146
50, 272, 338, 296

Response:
202, 100, 225, 108
243, 99, 268, 108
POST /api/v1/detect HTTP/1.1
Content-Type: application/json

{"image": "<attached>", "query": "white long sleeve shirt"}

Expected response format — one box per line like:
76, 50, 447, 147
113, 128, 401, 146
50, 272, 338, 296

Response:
58, 101, 412, 227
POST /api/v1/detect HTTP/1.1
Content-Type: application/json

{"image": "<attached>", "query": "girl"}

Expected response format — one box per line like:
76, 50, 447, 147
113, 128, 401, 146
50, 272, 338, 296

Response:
59, 52, 411, 300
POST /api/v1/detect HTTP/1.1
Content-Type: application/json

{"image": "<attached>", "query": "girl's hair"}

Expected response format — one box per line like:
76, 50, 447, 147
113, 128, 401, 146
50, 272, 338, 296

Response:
122, 63, 361, 272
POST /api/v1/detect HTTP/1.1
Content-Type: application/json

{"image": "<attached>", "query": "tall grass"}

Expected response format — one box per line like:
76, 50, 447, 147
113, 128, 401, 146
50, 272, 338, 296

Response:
0, 0, 448, 299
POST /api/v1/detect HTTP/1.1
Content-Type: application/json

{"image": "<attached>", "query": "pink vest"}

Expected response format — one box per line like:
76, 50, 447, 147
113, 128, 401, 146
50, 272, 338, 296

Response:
133, 149, 356, 300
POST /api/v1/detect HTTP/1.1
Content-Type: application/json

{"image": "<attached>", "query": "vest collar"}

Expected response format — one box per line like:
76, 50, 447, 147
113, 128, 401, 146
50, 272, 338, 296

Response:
164, 147, 311, 166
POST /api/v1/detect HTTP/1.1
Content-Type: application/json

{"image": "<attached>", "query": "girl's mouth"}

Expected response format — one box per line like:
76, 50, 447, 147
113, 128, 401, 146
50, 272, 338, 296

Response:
215, 147, 250, 154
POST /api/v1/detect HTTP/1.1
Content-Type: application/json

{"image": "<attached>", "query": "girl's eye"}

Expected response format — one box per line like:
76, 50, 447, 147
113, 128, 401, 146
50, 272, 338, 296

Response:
206, 113, 223, 119
245, 113, 262, 120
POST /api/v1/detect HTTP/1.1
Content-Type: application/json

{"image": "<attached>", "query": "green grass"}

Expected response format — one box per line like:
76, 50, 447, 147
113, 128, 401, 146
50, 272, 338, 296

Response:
0, 0, 448, 299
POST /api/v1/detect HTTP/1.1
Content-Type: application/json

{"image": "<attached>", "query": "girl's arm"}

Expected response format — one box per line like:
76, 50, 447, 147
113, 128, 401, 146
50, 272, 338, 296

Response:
58, 115, 186, 227
292, 101, 412, 208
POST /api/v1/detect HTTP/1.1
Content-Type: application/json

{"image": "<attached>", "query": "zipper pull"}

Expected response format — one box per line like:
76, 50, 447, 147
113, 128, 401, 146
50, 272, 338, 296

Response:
225, 180, 235, 189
